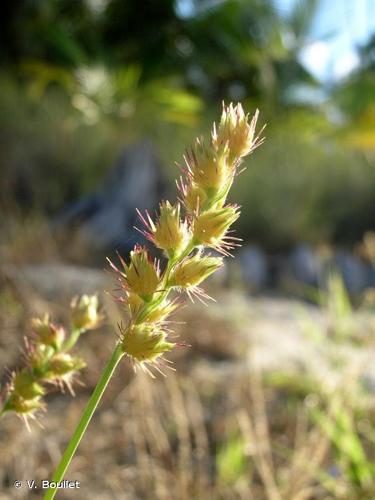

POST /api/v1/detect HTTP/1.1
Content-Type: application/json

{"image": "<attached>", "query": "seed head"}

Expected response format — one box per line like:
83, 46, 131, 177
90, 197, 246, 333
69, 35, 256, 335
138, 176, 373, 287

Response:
143, 300, 180, 324
108, 245, 161, 301
29, 343, 56, 375
3, 393, 44, 415
46, 353, 86, 379
70, 294, 102, 331
124, 292, 144, 316
212, 103, 264, 162
13, 370, 45, 400
170, 255, 223, 288
32, 315, 65, 351
184, 139, 231, 193
177, 179, 208, 214
121, 292, 178, 323
137, 202, 189, 257
106, 102, 265, 378
193, 205, 240, 255
121, 324, 174, 365
1, 296, 102, 424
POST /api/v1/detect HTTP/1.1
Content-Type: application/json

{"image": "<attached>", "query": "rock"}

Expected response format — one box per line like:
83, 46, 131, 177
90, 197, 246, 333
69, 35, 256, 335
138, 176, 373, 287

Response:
187, 293, 375, 398
238, 245, 268, 291
335, 251, 369, 294
289, 244, 323, 286
4, 263, 108, 302
55, 140, 166, 253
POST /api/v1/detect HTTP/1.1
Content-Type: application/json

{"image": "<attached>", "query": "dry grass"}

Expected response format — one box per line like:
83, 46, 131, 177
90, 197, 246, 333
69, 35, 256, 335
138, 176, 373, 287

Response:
0, 267, 374, 499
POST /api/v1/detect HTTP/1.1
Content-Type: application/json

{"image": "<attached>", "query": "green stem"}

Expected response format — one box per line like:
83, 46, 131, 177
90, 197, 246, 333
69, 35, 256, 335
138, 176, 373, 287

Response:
63, 327, 84, 352
43, 343, 124, 500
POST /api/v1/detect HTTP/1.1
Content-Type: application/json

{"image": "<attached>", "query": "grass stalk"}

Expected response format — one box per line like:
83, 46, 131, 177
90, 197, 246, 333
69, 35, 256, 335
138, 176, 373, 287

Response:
43, 343, 124, 500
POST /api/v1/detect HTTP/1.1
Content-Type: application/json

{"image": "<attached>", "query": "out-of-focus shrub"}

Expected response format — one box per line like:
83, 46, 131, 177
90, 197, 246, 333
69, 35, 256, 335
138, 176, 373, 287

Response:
0, 70, 202, 213
231, 109, 375, 250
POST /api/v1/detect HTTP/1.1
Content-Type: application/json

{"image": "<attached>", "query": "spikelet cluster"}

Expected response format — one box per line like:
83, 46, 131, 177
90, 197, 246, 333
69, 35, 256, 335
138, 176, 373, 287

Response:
0, 295, 101, 426
108, 103, 264, 376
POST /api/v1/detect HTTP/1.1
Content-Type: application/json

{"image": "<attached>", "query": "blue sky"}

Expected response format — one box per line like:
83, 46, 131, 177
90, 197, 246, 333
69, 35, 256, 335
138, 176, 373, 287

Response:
275, 0, 375, 83
177, 0, 375, 84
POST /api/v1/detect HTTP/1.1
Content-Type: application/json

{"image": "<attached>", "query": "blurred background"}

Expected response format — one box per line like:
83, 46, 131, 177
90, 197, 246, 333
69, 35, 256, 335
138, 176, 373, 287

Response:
1, 1, 375, 499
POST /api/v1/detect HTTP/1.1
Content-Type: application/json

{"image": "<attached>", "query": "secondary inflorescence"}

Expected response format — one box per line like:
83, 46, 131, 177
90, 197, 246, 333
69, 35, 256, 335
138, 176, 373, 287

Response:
0, 295, 102, 426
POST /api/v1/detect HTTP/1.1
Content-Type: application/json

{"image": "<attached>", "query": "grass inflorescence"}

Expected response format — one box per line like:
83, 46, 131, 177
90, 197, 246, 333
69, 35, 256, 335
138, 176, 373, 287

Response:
108, 102, 264, 376
0, 295, 102, 427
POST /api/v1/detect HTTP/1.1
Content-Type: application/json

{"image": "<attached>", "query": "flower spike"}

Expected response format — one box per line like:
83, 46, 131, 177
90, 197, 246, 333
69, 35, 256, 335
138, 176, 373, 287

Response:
108, 103, 263, 374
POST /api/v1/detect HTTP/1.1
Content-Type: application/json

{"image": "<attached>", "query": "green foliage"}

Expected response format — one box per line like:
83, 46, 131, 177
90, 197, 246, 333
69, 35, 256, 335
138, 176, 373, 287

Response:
303, 272, 375, 496
0, 0, 320, 103
216, 434, 247, 485
232, 110, 375, 249
0, 0, 374, 247
263, 269, 375, 497
0, 69, 202, 212
311, 399, 375, 496
265, 371, 319, 399
324, 273, 355, 342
